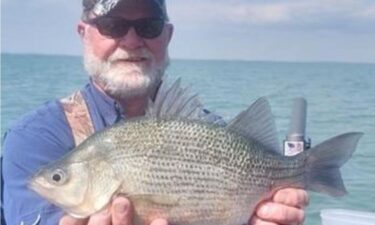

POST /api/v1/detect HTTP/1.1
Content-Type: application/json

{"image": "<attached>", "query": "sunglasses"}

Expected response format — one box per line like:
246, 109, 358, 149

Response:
89, 17, 165, 39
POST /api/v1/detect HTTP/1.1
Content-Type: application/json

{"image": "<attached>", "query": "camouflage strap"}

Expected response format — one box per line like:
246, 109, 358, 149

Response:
60, 91, 94, 147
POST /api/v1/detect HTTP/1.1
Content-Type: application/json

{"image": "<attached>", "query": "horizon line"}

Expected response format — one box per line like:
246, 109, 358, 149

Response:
2, 52, 375, 65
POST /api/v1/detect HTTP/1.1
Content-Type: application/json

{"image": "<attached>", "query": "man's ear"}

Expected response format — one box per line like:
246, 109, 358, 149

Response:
77, 21, 86, 39
165, 23, 174, 45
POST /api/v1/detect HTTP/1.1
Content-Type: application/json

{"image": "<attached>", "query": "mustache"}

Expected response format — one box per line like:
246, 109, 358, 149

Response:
108, 49, 153, 62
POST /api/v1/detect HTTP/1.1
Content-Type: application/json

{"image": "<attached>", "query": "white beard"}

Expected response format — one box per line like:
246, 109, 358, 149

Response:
83, 47, 169, 99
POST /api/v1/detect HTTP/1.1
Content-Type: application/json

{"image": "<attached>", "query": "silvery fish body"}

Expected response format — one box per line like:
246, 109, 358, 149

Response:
29, 79, 363, 225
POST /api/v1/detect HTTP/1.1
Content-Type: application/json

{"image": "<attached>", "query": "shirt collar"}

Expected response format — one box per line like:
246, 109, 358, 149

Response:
87, 79, 125, 126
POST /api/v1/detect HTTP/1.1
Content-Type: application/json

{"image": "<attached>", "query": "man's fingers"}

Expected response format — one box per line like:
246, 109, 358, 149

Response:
111, 196, 133, 225
150, 218, 168, 225
59, 215, 88, 225
256, 202, 305, 225
249, 215, 278, 225
273, 188, 309, 208
87, 209, 112, 225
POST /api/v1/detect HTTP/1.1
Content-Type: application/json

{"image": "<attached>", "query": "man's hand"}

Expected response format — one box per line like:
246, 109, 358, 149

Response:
59, 189, 307, 225
250, 188, 309, 225
59, 196, 168, 225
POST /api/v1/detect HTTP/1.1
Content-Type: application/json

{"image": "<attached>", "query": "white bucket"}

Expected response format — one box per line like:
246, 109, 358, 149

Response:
321, 209, 375, 225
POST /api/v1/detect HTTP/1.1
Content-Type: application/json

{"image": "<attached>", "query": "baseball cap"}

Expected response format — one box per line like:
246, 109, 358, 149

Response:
82, 0, 168, 21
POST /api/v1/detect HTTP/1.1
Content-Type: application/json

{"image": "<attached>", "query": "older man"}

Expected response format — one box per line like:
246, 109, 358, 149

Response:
1, 0, 308, 225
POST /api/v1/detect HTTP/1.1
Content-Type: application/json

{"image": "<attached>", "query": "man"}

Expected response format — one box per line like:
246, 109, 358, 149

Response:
1, 0, 308, 225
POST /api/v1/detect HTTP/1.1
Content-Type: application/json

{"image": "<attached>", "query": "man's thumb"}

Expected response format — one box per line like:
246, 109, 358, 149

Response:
111, 196, 133, 225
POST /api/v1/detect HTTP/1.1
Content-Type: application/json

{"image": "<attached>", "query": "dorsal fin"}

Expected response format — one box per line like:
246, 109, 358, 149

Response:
226, 97, 280, 154
146, 78, 215, 121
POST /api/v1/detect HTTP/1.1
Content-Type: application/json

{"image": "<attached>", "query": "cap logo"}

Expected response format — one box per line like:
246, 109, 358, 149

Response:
92, 0, 121, 17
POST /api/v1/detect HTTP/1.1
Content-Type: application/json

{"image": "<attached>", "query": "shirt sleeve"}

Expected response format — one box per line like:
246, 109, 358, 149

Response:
2, 104, 73, 225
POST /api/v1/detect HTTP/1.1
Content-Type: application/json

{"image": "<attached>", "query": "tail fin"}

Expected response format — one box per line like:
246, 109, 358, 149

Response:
306, 132, 363, 197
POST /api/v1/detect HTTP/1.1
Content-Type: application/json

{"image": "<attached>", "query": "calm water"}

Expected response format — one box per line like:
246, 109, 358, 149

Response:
2, 53, 375, 224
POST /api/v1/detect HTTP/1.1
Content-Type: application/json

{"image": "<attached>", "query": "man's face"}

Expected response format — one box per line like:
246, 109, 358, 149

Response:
79, 1, 173, 99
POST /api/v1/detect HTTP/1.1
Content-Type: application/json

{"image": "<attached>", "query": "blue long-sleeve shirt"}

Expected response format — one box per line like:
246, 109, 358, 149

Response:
2, 81, 126, 225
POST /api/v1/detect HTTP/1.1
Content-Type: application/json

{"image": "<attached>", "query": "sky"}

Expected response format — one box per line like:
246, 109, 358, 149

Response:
1, 0, 375, 63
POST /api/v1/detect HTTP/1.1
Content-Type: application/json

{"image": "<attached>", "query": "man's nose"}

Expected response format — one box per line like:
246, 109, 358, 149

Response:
118, 27, 144, 49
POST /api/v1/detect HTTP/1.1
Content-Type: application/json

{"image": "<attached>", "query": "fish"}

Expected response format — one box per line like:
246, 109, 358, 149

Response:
29, 78, 363, 225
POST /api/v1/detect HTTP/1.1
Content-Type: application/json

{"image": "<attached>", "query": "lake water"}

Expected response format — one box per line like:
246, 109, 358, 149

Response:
2, 53, 375, 224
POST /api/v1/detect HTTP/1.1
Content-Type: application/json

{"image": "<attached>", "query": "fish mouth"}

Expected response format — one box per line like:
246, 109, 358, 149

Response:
28, 176, 91, 218
28, 175, 49, 196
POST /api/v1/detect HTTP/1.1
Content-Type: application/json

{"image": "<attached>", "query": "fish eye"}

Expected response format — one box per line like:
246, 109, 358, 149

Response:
50, 169, 67, 185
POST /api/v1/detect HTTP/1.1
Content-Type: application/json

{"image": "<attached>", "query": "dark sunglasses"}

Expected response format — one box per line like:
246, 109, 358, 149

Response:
88, 17, 165, 39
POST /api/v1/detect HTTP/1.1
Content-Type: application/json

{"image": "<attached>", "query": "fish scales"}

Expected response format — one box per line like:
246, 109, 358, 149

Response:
95, 119, 304, 225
